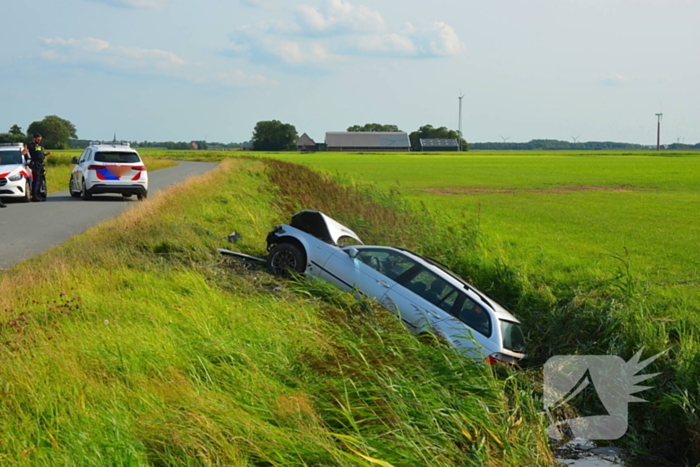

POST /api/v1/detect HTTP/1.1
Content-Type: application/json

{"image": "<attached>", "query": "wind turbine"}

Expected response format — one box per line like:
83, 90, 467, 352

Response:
655, 113, 663, 151
500, 135, 510, 143
571, 136, 580, 143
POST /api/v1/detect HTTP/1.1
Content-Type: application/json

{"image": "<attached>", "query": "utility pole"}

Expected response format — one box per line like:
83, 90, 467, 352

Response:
655, 113, 663, 151
457, 94, 464, 152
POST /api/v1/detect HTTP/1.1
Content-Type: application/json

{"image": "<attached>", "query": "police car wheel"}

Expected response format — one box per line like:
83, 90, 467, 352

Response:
81, 178, 92, 200
21, 180, 31, 203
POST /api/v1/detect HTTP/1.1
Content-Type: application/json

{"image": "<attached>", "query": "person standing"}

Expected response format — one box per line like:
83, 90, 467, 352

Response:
22, 133, 51, 201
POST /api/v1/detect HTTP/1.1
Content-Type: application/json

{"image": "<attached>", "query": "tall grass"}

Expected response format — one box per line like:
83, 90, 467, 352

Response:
263, 152, 700, 464
0, 158, 554, 466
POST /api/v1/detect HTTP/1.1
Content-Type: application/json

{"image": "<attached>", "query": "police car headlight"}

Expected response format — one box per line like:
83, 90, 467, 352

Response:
8, 174, 22, 182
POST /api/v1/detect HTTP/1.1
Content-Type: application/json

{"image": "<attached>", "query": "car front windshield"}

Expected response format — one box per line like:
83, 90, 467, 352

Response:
0, 150, 23, 165
94, 151, 141, 163
500, 320, 526, 353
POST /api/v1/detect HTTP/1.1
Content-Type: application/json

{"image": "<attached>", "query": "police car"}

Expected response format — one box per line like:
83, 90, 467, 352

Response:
69, 142, 148, 200
0, 142, 32, 203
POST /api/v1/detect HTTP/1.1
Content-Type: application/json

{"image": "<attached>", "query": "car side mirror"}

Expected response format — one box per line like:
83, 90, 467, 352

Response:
71, 157, 79, 164
346, 247, 359, 259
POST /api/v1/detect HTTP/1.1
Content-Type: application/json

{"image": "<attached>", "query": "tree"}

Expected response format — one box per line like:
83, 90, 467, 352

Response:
252, 120, 298, 151
347, 123, 401, 132
409, 124, 468, 151
26, 115, 78, 149
9, 124, 24, 136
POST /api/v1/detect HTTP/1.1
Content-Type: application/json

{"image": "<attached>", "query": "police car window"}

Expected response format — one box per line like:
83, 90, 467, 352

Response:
94, 152, 141, 163
356, 249, 417, 281
79, 149, 89, 163
0, 151, 22, 165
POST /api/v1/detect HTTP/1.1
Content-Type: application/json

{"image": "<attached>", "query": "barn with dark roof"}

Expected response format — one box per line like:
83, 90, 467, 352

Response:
325, 132, 411, 152
296, 133, 318, 152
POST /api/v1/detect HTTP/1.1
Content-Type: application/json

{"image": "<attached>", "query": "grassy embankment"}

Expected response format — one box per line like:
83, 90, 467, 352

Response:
263, 150, 700, 464
1, 157, 553, 465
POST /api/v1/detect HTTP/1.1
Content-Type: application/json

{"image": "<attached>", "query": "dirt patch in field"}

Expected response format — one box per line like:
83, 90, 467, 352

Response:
412, 184, 654, 195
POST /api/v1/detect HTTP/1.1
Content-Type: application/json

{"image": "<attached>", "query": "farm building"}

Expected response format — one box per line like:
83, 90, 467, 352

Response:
296, 133, 318, 152
420, 138, 459, 151
325, 132, 411, 152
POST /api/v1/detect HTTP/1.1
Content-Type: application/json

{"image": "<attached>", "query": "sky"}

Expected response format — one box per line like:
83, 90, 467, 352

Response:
1, 0, 698, 145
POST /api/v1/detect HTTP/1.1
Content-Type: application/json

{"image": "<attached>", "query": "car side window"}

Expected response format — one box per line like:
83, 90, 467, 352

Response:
356, 249, 416, 280
79, 149, 90, 163
452, 293, 492, 337
403, 270, 458, 312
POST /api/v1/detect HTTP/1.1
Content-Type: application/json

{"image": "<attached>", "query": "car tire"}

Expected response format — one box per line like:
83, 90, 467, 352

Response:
137, 190, 147, 201
81, 178, 92, 200
267, 243, 306, 277
69, 176, 81, 198
21, 180, 31, 202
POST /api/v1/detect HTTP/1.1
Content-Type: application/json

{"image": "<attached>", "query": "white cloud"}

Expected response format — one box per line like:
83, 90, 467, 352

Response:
601, 72, 627, 86
295, 0, 385, 34
39, 36, 272, 87
349, 34, 417, 56
39, 37, 187, 73
214, 70, 276, 86
225, 0, 464, 71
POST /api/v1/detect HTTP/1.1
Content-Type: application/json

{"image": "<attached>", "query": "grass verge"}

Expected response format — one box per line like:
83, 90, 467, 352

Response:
0, 157, 553, 466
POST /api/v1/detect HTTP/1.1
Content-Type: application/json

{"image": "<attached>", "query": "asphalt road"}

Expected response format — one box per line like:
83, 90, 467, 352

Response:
0, 161, 217, 270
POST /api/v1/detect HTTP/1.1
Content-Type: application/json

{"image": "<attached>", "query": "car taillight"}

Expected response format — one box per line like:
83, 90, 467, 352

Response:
131, 165, 146, 171
87, 165, 103, 170
486, 354, 506, 365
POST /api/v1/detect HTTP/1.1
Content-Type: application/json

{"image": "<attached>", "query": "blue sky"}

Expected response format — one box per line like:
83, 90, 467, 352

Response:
2, 0, 698, 144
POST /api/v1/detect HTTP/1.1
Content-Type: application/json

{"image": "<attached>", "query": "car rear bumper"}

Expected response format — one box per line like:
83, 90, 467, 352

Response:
88, 184, 147, 195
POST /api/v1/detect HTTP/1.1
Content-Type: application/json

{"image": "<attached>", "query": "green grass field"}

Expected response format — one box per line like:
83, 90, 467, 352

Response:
268, 152, 699, 296
2, 157, 553, 466
34, 148, 700, 463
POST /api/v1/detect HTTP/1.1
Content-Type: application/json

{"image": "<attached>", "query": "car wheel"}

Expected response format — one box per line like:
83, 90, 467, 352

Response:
81, 178, 92, 200
122, 193, 132, 199
267, 243, 306, 277
21, 180, 31, 202
69, 176, 81, 198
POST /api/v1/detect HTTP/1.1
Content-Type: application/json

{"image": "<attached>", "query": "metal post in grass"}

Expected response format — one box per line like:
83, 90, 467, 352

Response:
458, 92, 464, 152
655, 112, 663, 151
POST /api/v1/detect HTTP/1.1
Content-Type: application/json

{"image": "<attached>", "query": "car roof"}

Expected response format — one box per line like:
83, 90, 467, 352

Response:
90, 145, 138, 152
352, 245, 521, 323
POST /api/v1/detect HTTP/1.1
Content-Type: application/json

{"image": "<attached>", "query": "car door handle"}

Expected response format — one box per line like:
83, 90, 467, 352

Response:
377, 280, 391, 288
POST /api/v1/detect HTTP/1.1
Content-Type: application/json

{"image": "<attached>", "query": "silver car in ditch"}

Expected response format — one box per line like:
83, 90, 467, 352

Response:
266, 210, 526, 364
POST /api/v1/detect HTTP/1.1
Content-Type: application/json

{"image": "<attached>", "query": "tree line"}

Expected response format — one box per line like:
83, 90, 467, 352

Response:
0, 116, 77, 149
251, 121, 469, 151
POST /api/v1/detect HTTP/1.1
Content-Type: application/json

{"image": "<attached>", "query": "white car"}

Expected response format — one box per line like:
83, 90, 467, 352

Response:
0, 142, 32, 202
69, 142, 148, 200
266, 210, 526, 364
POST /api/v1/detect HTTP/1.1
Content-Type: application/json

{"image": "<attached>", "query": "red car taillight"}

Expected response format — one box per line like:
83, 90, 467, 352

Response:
131, 165, 147, 171
87, 165, 103, 170
485, 355, 506, 365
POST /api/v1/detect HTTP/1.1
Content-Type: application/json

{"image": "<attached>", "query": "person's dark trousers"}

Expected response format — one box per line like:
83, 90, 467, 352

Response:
31, 162, 45, 201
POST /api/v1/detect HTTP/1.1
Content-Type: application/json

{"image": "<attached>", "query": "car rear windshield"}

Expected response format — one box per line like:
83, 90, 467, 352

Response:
500, 320, 525, 353
94, 151, 141, 163
0, 150, 23, 165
